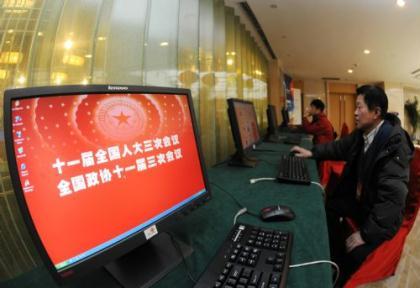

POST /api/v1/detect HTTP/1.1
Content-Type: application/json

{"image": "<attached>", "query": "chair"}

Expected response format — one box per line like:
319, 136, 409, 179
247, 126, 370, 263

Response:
344, 146, 420, 288
319, 160, 345, 187
340, 123, 350, 138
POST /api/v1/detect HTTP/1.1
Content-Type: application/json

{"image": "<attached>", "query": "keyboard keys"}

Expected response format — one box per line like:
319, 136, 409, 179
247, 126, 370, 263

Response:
277, 155, 310, 185
195, 223, 293, 288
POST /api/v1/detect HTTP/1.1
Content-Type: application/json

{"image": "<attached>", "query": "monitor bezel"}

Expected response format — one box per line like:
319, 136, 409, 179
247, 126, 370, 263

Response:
266, 104, 279, 135
281, 106, 290, 127
227, 98, 262, 153
3, 84, 211, 284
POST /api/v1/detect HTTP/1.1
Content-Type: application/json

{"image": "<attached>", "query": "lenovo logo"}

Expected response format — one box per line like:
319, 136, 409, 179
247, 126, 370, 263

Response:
107, 85, 128, 91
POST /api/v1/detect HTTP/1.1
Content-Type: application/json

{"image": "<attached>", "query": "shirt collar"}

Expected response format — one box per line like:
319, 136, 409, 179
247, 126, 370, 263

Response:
363, 120, 384, 152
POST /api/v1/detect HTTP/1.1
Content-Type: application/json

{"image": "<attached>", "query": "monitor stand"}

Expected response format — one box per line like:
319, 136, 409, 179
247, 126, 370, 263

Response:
228, 151, 258, 168
105, 232, 193, 288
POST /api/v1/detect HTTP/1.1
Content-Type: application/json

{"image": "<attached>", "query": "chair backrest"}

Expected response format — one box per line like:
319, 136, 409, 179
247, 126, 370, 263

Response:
340, 122, 349, 138
404, 146, 420, 224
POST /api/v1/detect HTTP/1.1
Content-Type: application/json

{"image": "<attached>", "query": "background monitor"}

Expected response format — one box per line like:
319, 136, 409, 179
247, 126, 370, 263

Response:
266, 104, 279, 136
3, 85, 211, 286
280, 106, 290, 127
227, 98, 261, 167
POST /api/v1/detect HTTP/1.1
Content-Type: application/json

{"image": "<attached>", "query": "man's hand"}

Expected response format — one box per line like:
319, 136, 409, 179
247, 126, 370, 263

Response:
345, 231, 365, 253
290, 146, 312, 158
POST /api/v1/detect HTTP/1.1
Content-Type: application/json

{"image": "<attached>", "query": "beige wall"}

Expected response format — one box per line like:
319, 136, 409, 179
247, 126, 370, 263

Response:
301, 79, 326, 111
384, 82, 405, 128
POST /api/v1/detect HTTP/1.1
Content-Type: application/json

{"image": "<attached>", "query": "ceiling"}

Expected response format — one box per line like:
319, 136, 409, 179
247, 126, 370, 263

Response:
244, 0, 420, 87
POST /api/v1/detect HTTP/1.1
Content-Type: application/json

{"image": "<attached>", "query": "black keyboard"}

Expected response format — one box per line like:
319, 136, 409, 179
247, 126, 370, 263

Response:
194, 223, 293, 288
277, 155, 311, 185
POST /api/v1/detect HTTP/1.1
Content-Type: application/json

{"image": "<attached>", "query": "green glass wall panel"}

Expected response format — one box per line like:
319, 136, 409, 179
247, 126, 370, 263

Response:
144, 0, 179, 86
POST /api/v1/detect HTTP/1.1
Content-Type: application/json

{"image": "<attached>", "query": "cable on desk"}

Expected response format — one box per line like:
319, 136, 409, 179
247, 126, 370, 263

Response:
249, 177, 276, 184
209, 181, 259, 219
233, 208, 248, 225
167, 232, 198, 284
310, 181, 325, 194
289, 260, 339, 286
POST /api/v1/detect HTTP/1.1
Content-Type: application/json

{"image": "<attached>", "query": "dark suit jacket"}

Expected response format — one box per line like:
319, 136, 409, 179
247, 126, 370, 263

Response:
312, 113, 414, 245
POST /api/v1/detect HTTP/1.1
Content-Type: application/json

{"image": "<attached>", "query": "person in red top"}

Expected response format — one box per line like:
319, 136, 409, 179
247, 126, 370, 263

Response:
303, 99, 335, 144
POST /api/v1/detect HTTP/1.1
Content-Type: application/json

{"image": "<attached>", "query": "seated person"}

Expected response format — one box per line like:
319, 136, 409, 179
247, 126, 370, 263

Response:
302, 99, 335, 144
291, 85, 414, 286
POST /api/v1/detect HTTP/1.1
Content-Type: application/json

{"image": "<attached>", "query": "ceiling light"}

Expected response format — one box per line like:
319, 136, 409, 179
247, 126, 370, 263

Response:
97, 36, 106, 41
227, 58, 234, 66
84, 54, 92, 58
17, 75, 26, 85
64, 39, 73, 50
0, 52, 23, 64
160, 42, 169, 47
7, 29, 14, 34
363, 49, 370, 54
347, 69, 353, 74
396, 0, 406, 7
37, 32, 43, 36
62, 54, 84, 66
0, 69, 7, 79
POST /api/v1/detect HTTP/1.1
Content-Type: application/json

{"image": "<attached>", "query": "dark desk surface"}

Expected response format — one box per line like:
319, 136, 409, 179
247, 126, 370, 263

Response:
3, 140, 332, 288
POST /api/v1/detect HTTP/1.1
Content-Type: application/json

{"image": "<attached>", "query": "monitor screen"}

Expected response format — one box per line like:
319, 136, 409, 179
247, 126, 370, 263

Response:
4, 85, 210, 283
227, 98, 261, 152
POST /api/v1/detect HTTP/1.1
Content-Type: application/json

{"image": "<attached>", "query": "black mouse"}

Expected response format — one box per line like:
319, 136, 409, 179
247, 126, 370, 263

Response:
289, 151, 297, 157
260, 205, 295, 221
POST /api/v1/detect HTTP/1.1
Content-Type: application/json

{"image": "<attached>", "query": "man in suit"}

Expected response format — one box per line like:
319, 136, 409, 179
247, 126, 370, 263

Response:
291, 85, 414, 286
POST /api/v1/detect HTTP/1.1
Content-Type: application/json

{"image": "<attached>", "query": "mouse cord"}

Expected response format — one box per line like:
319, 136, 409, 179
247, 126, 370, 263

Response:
310, 181, 326, 197
290, 260, 339, 286
210, 182, 259, 220
249, 177, 276, 184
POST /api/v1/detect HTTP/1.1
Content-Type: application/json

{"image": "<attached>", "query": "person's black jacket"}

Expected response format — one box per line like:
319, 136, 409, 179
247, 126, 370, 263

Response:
312, 113, 414, 245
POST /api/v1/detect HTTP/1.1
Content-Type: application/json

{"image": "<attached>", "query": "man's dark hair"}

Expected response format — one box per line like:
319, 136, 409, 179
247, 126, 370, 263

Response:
356, 85, 388, 118
310, 99, 325, 112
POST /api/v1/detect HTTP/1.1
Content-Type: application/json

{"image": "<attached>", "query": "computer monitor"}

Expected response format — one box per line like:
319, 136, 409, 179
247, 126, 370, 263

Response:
227, 98, 261, 167
266, 104, 279, 139
3, 85, 211, 286
280, 106, 290, 127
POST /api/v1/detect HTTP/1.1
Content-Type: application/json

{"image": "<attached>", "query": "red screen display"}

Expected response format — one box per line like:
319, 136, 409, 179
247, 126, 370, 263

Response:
10, 93, 206, 269
232, 101, 260, 149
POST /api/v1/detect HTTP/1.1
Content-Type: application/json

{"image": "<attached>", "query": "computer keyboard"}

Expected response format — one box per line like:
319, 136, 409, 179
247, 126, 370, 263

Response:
194, 223, 293, 288
277, 155, 311, 185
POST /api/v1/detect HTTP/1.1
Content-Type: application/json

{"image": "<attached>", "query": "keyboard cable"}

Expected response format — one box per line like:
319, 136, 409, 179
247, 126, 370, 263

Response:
210, 181, 259, 220
249, 177, 276, 184
166, 232, 198, 284
289, 260, 340, 286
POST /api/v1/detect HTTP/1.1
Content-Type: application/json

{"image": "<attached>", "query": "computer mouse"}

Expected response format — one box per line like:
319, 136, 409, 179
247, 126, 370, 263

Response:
289, 150, 297, 157
260, 205, 295, 222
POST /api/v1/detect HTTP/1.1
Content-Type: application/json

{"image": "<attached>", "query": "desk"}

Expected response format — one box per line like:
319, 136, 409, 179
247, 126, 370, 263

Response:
2, 140, 332, 288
